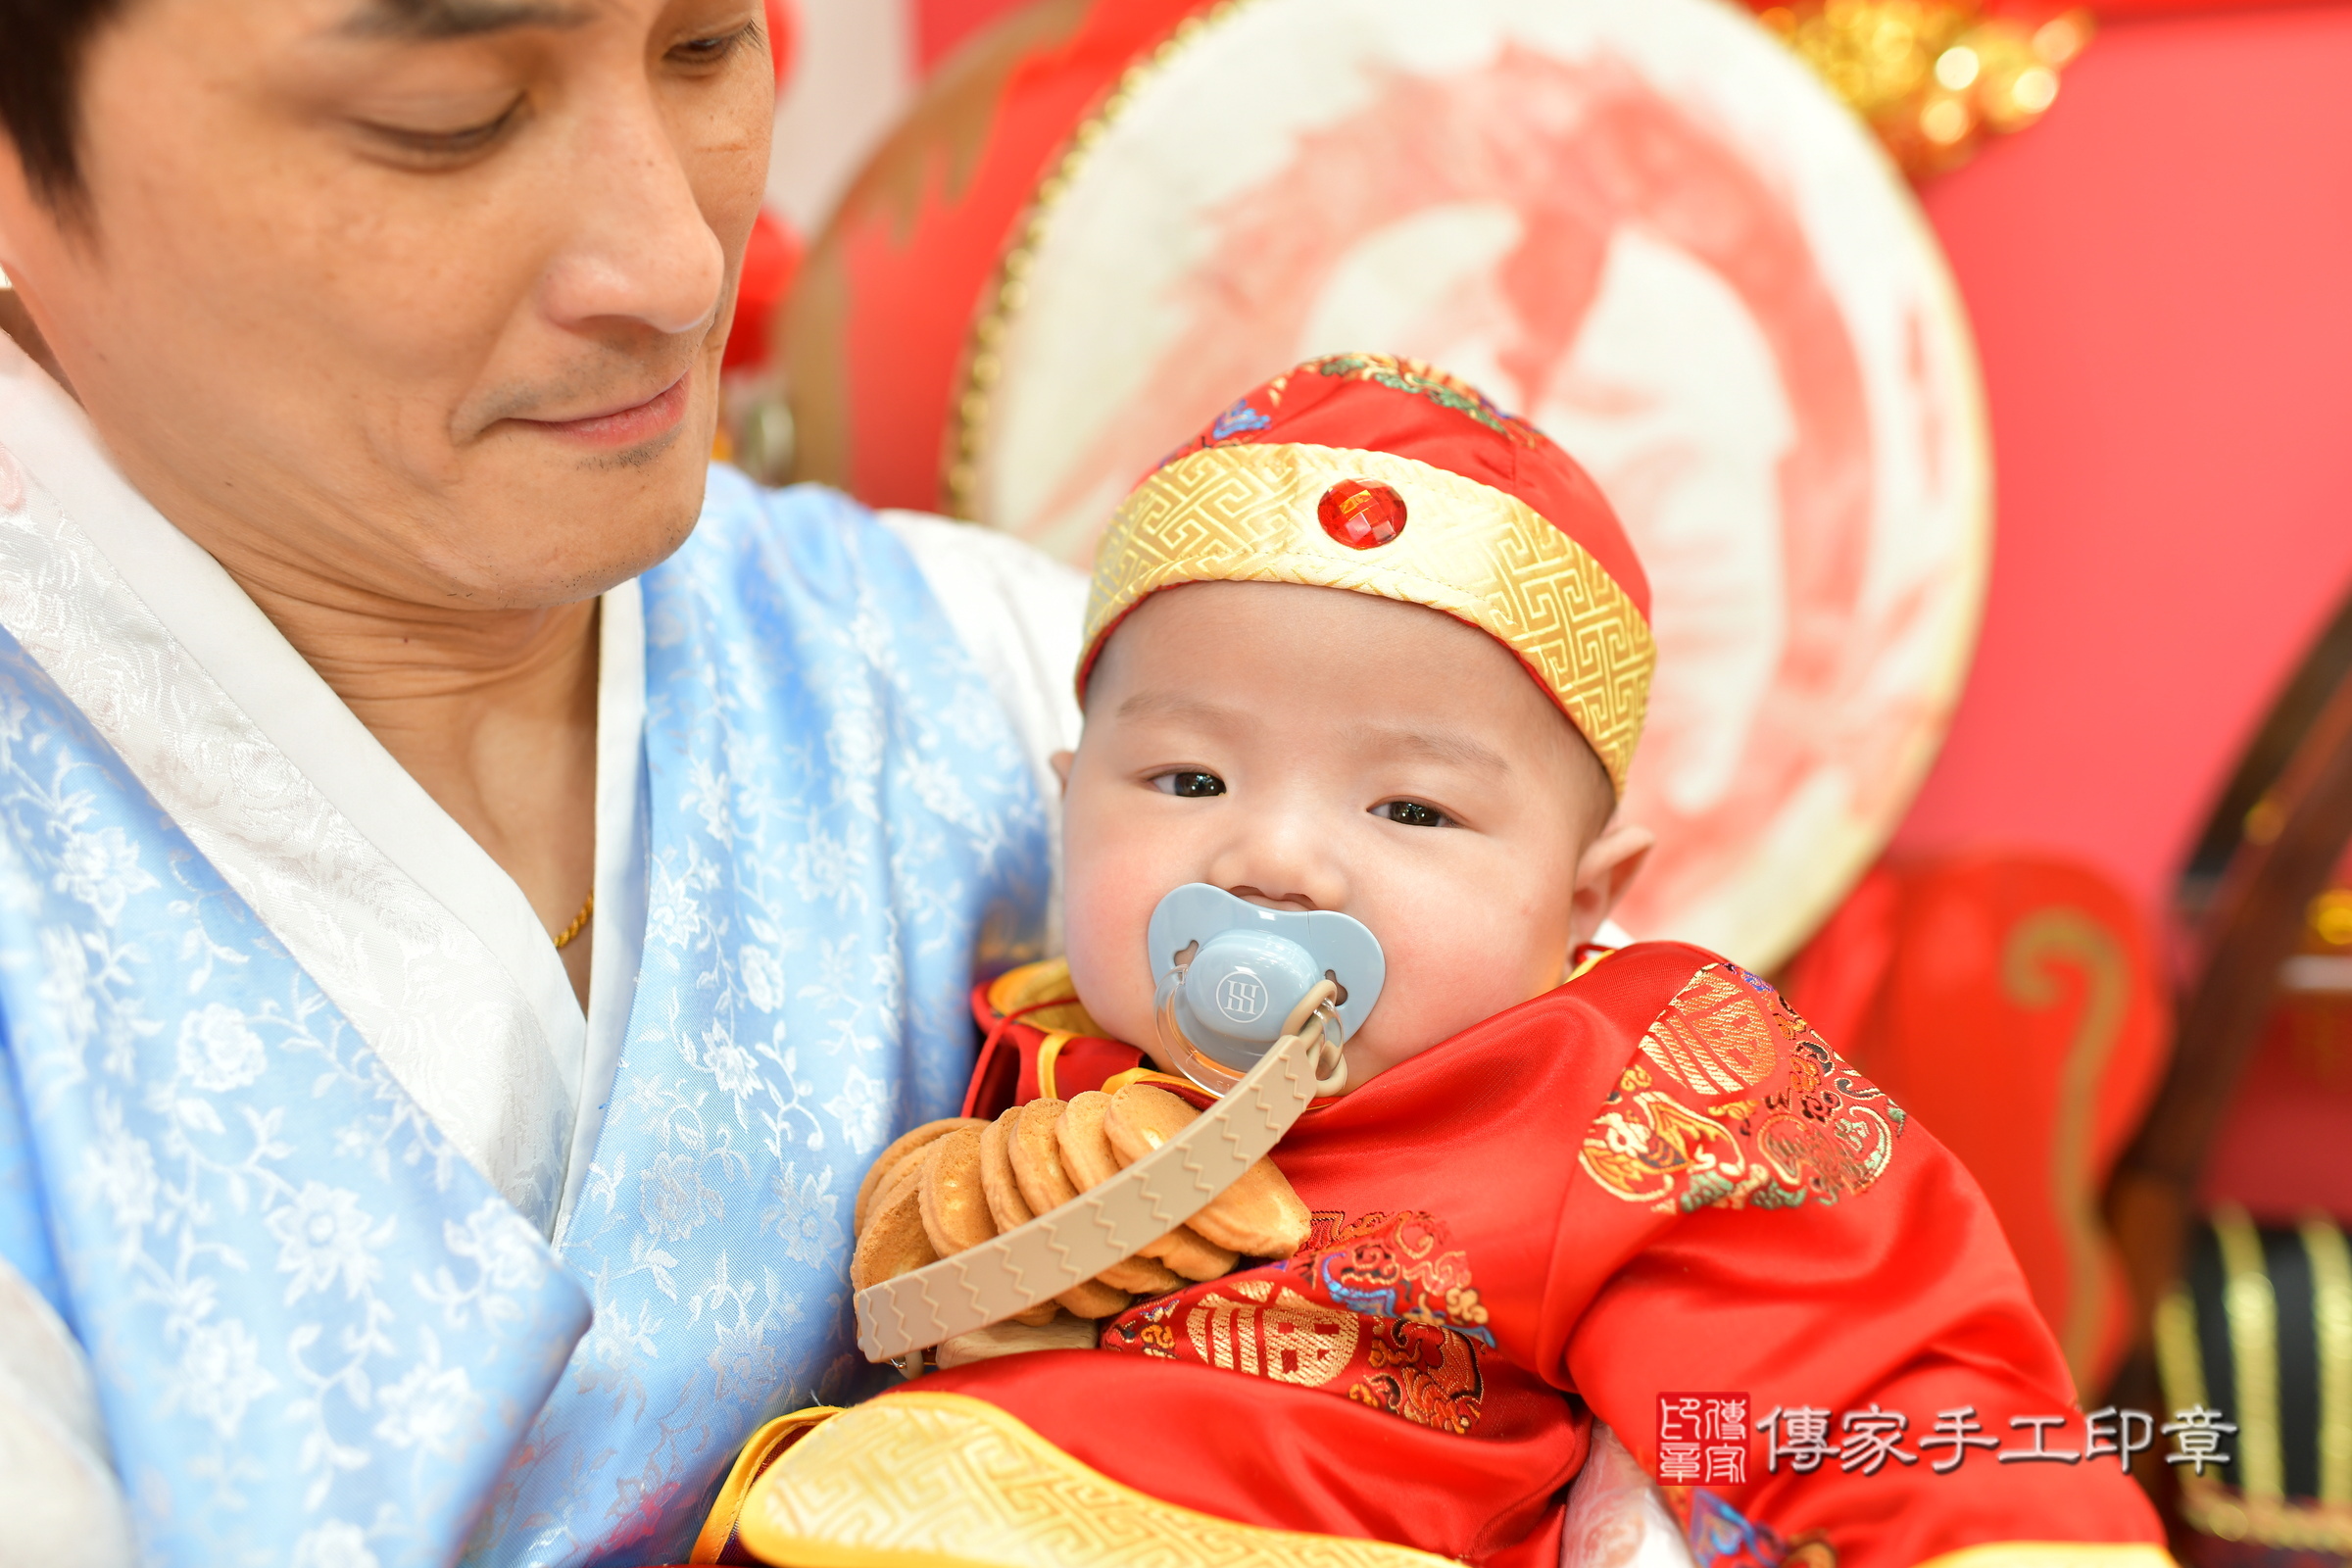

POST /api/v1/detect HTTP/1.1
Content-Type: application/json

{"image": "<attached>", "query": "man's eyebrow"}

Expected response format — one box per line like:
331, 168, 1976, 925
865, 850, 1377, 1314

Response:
1365, 726, 1512, 776
342, 0, 593, 39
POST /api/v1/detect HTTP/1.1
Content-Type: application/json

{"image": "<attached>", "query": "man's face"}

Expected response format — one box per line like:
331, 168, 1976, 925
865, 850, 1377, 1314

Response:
1062, 581, 1641, 1091
0, 0, 772, 609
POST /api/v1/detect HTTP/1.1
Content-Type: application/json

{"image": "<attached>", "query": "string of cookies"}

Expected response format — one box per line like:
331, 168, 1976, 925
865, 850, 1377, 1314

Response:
849, 1083, 1313, 1337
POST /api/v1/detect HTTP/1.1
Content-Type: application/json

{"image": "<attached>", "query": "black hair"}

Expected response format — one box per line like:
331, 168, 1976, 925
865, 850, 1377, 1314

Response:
0, 0, 129, 207
0, 1, 579, 210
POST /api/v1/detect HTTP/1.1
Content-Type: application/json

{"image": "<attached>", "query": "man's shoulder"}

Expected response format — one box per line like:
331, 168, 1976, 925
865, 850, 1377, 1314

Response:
683, 470, 1079, 592
652, 472, 985, 652
871, 507, 1088, 609
674, 474, 1087, 789
674, 472, 1085, 665
674, 468, 892, 592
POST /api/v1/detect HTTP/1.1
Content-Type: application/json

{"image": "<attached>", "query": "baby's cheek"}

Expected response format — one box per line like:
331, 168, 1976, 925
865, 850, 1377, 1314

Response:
1373, 915, 1563, 1054
1059, 838, 1162, 1050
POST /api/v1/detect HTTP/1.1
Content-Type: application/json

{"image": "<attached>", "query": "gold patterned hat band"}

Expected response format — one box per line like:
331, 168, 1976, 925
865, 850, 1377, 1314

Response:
1078, 356, 1655, 793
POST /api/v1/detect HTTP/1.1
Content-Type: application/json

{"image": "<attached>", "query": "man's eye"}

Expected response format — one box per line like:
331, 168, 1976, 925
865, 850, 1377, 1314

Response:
360, 99, 524, 160
670, 24, 758, 66
1374, 799, 1452, 828
1151, 770, 1227, 799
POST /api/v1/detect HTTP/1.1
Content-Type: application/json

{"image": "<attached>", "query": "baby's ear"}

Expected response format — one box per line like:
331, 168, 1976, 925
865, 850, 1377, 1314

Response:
1566, 818, 1654, 954
1049, 750, 1075, 795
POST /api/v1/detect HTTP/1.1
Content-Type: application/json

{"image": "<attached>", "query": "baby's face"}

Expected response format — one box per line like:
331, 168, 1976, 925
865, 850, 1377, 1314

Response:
1061, 581, 1643, 1090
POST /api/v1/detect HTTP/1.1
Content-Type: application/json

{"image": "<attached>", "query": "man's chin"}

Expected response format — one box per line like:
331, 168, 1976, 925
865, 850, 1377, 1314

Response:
438, 447, 710, 608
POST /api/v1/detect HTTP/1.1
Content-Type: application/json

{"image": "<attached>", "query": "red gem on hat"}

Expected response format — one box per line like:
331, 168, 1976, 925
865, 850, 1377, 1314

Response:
1318, 479, 1407, 550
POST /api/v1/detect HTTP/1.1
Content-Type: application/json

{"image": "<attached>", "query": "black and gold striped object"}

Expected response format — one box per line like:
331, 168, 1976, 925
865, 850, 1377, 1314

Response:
2156, 1207, 2352, 1549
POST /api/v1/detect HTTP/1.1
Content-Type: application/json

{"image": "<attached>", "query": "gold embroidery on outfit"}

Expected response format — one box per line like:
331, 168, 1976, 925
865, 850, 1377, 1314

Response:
735, 1392, 1458, 1568
1100, 1209, 1491, 1436
1578, 964, 1905, 1214
1183, 1284, 1360, 1386
1640, 966, 1782, 1093
1083, 442, 1654, 791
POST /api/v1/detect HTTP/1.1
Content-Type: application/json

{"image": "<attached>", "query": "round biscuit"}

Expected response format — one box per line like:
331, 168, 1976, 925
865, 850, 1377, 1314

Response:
1139, 1222, 1239, 1282
1054, 1277, 1132, 1320
849, 1173, 937, 1291
855, 1116, 985, 1234
866, 1148, 932, 1236
1010, 1098, 1078, 1214
979, 1108, 1034, 1233
1062, 1090, 1234, 1281
1108, 1085, 1308, 1258
918, 1127, 996, 1255
1053, 1092, 1124, 1191
1187, 1162, 1311, 1259
1102, 1083, 1197, 1164
1097, 1251, 1186, 1297
987, 1104, 1144, 1309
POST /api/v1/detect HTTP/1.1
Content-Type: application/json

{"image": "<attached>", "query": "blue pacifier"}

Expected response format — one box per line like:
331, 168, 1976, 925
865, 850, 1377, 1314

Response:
1147, 883, 1385, 1096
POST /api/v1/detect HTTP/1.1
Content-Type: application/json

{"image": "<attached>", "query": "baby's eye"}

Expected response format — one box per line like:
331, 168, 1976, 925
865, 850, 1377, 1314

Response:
1151, 770, 1228, 799
1373, 799, 1452, 829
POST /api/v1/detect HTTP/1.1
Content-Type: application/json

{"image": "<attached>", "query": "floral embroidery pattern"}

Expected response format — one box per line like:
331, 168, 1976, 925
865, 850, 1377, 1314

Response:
1207, 400, 1272, 442
0, 471, 1047, 1567
1350, 1316, 1486, 1435
1102, 1209, 1490, 1435
1300, 352, 1543, 442
1579, 962, 1906, 1214
1154, 353, 1539, 475
1295, 1209, 1495, 1348
0, 634, 589, 1566
475, 476, 1048, 1567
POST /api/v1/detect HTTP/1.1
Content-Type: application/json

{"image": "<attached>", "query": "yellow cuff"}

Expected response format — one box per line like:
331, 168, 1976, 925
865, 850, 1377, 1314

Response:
734, 1390, 1454, 1568
691, 1407, 846, 1564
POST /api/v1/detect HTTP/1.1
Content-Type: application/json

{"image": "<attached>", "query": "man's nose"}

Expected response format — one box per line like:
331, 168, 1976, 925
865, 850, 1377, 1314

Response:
538, 93, 728, 339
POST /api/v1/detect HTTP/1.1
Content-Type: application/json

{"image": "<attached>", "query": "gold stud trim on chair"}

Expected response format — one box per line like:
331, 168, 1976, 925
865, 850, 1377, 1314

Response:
2303, 1213, 2352, 1506
734, 1392, 1460, 1568
2211, 1204, 2286, 1501
2155, 1212, 2352, 1550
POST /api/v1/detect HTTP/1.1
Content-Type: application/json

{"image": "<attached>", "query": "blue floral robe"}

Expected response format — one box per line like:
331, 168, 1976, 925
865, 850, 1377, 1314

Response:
0, 472, 1050, 1567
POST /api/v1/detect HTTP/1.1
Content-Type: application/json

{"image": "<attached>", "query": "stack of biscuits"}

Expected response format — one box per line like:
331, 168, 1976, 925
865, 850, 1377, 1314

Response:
850, 1084, 1312, 1364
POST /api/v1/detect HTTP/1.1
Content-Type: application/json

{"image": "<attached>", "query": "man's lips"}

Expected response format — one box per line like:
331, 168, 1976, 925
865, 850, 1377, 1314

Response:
511, 371, 692, 449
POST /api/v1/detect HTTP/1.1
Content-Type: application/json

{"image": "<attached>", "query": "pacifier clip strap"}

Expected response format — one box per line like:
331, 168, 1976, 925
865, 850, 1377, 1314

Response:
853, 986, 1336, 1364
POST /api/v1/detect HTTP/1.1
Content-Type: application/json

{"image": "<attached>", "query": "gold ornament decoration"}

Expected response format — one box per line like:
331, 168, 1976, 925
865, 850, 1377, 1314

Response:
1755, 0, 2092, 176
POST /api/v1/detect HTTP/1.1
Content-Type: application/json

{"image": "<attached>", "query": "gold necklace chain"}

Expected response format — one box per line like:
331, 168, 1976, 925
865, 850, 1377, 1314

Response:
553, 890, 595, 951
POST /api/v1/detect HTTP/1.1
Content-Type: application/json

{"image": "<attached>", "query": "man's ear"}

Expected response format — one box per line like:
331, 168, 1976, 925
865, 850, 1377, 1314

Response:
1565, 817, 1654, 953
1049, 749, 1075, 795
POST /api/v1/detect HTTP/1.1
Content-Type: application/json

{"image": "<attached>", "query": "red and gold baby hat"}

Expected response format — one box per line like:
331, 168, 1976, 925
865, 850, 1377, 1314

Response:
1079, 353, 1654, 792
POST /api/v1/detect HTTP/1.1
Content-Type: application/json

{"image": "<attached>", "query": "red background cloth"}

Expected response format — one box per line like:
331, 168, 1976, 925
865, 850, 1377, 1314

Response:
1887, 5, 2352, 905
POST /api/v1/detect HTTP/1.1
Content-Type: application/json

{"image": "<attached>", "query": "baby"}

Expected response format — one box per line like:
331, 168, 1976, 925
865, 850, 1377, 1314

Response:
716, 357, 2166, 1568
